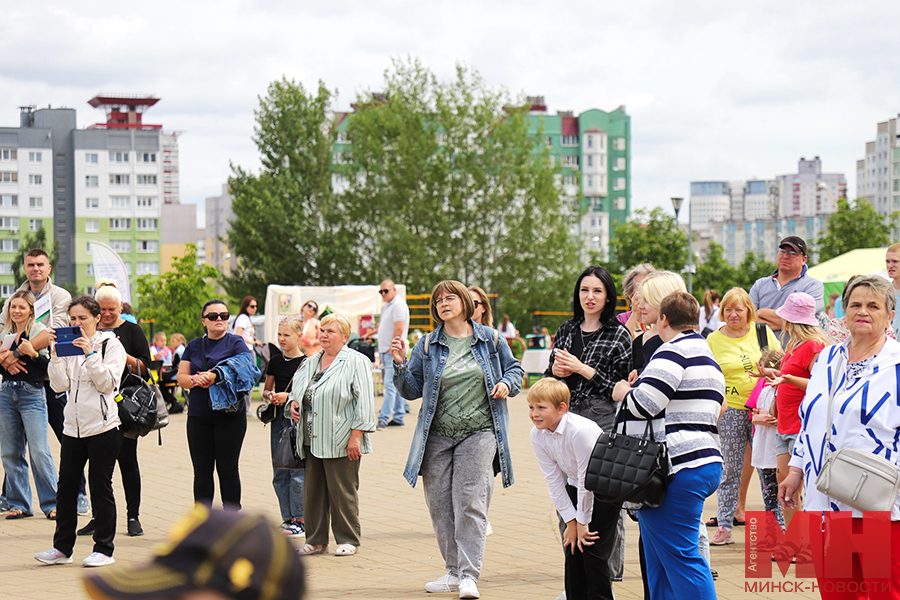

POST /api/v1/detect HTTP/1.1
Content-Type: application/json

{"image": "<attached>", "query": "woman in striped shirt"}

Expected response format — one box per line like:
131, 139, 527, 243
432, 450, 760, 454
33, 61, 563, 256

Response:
613, 292, 725, 600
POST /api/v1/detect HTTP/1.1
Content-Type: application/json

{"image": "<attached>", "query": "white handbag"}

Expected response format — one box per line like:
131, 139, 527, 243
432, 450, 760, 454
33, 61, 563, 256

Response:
815, 353, 900, 512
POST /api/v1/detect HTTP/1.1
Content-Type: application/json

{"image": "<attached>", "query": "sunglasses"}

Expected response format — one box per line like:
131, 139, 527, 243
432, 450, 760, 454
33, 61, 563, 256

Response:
473, 300, 484, 308
249, 304, 257, 309
304, 303, 318, 311
379, 289, 390, 295
203, 312, 230, 321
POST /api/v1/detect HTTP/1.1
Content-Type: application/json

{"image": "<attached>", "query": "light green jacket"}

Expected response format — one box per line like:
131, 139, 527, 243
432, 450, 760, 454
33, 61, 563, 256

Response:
289, 345, 376, 460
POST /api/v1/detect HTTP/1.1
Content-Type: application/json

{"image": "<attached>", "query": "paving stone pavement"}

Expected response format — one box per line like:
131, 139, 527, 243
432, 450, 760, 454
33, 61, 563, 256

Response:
1, 391, 818, 599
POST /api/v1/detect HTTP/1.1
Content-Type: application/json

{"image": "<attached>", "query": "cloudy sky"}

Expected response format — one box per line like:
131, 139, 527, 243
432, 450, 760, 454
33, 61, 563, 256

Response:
3, 0, 899, 227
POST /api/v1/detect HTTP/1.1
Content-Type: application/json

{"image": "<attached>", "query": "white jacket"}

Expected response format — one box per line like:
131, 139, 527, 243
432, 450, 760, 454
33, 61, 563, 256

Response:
48, 331, 126, 438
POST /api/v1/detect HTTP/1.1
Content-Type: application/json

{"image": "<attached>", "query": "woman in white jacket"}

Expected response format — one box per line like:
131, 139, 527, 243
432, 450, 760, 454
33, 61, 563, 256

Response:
34, 296, 126, 569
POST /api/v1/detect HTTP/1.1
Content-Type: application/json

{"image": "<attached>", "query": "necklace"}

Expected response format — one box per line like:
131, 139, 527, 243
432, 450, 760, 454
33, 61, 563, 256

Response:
579, 326, 599, 348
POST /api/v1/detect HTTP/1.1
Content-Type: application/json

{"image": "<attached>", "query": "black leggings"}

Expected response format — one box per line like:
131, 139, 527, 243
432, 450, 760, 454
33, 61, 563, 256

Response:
116, 436, 141, 519
187, 412, 246, 509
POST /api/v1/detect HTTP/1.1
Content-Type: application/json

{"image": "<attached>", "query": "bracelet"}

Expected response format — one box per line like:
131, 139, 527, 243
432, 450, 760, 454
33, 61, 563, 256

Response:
85, 351, 96, 357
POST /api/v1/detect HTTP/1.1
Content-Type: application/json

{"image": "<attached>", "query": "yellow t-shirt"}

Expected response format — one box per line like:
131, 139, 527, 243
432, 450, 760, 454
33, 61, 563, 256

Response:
707, 323, 781, 410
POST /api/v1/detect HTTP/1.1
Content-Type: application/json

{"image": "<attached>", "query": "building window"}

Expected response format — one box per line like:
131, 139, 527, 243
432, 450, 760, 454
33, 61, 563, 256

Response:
0, 172, 18, 183
0, 284, 14, 297
587, 175, 594, 188
137, 261, 159, 276
613, 138, 626, 151
336, 131, 350, 143
85, 197, 99, 209
587, 155, 594, 167
29, 219, 42, 232
137, 240, 159, 253
85, 175, 99, 188
0, 263, 12, 275
545, 136, 553, 148
561, 135, 579, 147
136, 218, 158, 231
614, 157, 626, 171
613, 197, 627, 210
136, 174, 157, 185
563, 174, 577, 186
29, 196, 42, 209
86, 264, 94, 277
109, 174, 130, 185
85, 153, 99, 164
137, 152, 156, 163
614, 177, 626, 191
109, 151, 130, 163
136, 196, 157, 208
0, 194, 17, 207
562, 155, 579, 168
110, 240, 131, 253
586, 136, 593, 149
109, 218, 131, 231
0, 239, 19, 252
0, 217, 19, 231
0, 149, 17, 161
110, 196, 130, 209
85, 219, 100, 233
28, 152, 41, 163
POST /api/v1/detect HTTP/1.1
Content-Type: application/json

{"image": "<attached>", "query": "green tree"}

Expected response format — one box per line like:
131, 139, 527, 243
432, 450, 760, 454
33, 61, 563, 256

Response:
816, 198, 896, 262
135, 245, 219, 339
608, 208, 689, 274
226, 77, 362, 303
693, 242, 738, 301
734, 251, 776, 290
341, 58, 580, 326
11, 227, 60, 287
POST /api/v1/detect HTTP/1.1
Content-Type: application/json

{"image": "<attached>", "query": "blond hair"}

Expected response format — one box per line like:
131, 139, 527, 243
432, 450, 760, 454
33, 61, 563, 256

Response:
783, 321, 829, 355
2, 291, 36, 336
719, 287, 757, 325
320, 313, 351, 339
279, 315, 305, 337
639, 271, 687, 309
528, 378, 570, 409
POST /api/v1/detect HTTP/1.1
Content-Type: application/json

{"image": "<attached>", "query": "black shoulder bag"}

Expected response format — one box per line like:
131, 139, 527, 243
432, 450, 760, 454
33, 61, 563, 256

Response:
584, 407, 668, 508
200, 336, 244, 414
110, 340, 159, 439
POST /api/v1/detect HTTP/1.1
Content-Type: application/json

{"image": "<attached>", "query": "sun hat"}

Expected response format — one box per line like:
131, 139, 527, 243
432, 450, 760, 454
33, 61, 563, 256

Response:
775, 292, 819, 326
83, 505, 305, 600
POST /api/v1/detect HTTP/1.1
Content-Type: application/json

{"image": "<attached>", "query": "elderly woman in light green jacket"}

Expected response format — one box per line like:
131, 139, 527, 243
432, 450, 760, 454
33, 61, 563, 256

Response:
289, 313, 375, 557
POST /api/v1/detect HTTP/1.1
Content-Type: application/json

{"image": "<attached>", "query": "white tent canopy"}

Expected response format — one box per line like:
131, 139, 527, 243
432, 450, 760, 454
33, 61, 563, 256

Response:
262, 284, 407, 346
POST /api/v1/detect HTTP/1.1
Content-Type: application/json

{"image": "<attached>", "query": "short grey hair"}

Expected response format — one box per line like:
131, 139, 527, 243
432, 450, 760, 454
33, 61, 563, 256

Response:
842, 275, 896, 314
622, 263, 656, 300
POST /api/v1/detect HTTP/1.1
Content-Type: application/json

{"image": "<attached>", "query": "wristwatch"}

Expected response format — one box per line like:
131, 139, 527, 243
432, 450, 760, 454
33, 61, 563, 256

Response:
12, 349, 20, 358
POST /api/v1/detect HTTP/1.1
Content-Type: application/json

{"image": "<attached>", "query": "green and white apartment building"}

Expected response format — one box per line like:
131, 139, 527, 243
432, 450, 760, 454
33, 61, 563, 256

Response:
330, 96, 631, 260
0, 96, 178, 297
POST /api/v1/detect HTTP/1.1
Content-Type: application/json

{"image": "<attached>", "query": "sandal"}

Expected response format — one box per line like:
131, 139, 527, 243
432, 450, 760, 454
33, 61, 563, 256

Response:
334, 544, 358, 556
6, 509, 34, 520
297, 543, 328, 556
47, 510, 57, 520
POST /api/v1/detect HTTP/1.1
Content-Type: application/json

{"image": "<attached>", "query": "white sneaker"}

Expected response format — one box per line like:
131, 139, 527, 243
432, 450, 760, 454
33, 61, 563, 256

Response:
459, 578, 480, 599
425, 573, 459, 593
35, 548, 72, 565
82, 552, 116, 567
485, 522, 493, 536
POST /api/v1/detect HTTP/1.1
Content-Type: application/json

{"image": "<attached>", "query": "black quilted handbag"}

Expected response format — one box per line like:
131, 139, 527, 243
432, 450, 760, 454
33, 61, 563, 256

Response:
584, 409, 668, 508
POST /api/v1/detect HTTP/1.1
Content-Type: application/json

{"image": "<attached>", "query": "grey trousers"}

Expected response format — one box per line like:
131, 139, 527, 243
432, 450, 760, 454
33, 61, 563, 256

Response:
421, 431, 496, 582
303, 448, 361, 546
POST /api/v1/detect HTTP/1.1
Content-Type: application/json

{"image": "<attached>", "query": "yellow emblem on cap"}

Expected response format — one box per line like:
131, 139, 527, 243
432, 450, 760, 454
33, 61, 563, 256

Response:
229, 558, 254, 590
157, 504, 210, 555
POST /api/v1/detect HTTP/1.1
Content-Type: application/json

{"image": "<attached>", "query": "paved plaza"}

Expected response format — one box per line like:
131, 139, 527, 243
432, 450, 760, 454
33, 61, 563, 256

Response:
2, 390, 817, 599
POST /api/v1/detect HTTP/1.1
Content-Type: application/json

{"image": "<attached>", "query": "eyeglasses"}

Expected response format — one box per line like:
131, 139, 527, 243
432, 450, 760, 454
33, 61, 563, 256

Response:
778, 248, 800, 257
379, 289, 391, 295
433, 294, 459, 307
203, 312, 230, 321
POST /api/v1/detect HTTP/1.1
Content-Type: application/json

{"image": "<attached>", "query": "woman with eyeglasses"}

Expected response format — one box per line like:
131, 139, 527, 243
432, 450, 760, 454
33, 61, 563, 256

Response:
176, 300, 253, 509
300, 301, 322, 357
391, 280, 524, 599
234, 296, 263, 353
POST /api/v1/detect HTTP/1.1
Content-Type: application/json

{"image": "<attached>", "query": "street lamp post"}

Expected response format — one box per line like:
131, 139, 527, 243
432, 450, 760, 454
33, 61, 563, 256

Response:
671, 197, 693, 294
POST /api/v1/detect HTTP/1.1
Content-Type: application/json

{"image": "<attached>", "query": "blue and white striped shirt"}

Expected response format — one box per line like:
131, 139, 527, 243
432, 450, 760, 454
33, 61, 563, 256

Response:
622, 331, 725, 475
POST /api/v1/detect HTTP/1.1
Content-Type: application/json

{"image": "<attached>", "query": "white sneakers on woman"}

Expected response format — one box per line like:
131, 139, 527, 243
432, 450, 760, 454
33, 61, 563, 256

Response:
425, 573, 459, 593
458, 578, 480, 599
34, 549, 115, 567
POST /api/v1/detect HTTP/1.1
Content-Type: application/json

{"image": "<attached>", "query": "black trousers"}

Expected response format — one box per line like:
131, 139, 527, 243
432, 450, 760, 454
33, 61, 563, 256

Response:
187, 412, 246, 509
54, 428, 123, 557
116, 436, 141, 519
45, 382, 87, 497
564, 486, 620, 600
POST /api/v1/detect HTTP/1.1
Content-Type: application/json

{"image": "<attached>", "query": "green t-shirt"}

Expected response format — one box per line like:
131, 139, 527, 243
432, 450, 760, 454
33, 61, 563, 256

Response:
431, 335, 494, 438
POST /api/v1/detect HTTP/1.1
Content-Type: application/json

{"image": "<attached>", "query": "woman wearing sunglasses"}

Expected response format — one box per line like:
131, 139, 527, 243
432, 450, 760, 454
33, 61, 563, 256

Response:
300, 301, 322, 357
176, 300, 254, 509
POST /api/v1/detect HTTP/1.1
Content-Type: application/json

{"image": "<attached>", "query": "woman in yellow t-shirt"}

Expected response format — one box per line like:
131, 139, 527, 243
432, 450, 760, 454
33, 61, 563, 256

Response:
705, 288, 782, 546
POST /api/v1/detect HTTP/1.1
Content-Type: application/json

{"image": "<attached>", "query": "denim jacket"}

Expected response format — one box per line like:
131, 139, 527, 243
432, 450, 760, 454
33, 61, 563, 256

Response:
394, 322, 524, 488
210, 353, 261, 411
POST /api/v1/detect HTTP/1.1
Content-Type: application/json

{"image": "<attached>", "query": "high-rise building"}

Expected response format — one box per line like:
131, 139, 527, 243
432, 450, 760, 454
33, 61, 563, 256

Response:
691, 158, 846, 265
856, 116, 899, 223
205, 183, 238, 276
0, 96, 174, 297
161, 201, 204, 272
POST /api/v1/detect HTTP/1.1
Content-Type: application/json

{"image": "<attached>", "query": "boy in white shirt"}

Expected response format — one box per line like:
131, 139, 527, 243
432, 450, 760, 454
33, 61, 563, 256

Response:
530, 377, 619, 600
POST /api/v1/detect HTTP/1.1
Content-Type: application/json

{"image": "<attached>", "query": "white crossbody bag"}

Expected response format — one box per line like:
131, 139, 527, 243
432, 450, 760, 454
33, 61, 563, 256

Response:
815, 353, 900, 512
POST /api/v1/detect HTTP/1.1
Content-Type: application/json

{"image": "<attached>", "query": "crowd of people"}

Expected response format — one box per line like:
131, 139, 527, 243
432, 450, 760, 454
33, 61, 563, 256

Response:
4, 236, 900, 600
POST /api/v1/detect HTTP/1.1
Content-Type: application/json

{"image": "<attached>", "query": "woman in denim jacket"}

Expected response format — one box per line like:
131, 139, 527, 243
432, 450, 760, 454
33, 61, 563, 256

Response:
392, 280, 524, 599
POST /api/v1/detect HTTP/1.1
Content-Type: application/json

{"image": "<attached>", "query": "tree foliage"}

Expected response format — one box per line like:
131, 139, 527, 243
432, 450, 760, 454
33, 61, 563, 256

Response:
11, 227, 60, 287
608, 208, 688, 275
816, 198, 896, 263
693, 242, 776, 301
136, 245, 220, 339
225, 78, 363, 303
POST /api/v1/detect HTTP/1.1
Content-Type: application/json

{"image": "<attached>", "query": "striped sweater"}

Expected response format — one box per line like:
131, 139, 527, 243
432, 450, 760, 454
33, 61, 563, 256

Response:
622, 331, 725, 475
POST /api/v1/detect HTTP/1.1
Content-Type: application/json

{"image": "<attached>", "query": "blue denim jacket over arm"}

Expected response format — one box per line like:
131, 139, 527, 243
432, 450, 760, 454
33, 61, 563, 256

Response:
394, 322, 524, 488
210, 352, 261, 411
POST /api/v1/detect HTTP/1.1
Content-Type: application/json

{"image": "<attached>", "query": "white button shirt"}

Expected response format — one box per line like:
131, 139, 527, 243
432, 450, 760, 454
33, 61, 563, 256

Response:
531, 411, 602, 525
